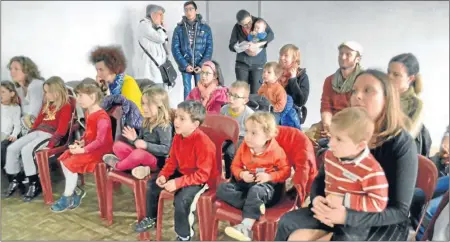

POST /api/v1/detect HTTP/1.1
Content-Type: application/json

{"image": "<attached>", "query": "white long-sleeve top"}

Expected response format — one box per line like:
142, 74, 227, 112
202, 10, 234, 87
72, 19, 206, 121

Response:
16, 78, 44, 117
1, 104, 22, 138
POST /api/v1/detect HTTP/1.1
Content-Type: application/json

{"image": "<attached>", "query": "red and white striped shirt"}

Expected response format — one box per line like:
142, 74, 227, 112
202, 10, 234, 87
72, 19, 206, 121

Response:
324, 148, 388, 212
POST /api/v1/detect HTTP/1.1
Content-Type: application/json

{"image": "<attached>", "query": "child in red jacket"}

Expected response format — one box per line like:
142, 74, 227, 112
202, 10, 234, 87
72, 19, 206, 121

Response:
216, 112, 291, 241
4, 77, 72, 202
135, 100, 216, 241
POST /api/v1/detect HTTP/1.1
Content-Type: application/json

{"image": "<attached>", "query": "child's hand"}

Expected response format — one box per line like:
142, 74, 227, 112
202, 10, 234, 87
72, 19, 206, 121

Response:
75, 140, 85, 147
164, 179, 177, 192
326, 194, 344, 209
122, 126, 137, 141
255, 172, 272, 184
7, 136, 17, 142
240, 171, 255, 183
68, 144, 78, 149
135, 139, 147, 150
69, 146, 85, 155
156, 176, 167, 188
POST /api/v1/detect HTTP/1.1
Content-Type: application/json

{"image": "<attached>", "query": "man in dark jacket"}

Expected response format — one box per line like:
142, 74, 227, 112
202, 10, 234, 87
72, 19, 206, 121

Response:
172, 1, 214, 100
229, 10, 274, 94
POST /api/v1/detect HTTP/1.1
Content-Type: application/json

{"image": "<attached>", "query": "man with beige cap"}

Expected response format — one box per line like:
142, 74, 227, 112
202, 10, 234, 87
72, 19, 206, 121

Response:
318, 41, 364, 138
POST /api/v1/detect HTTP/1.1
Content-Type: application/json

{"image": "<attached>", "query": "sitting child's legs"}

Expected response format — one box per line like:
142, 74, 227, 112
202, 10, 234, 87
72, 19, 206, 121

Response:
288, 229, 330, 241
173, 184, 208, 240
115, 149, 158, 171
112, 141, 134, 160
216, 180, 249, 210
51, 162, 85, 212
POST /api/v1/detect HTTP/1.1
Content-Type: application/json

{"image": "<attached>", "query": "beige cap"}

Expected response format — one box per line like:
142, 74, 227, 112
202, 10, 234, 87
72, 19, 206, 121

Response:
339, 41, 363, 56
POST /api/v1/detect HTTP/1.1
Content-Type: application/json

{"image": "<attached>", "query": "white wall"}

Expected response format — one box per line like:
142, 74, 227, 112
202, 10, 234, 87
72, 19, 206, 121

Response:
2, 1, 449, 144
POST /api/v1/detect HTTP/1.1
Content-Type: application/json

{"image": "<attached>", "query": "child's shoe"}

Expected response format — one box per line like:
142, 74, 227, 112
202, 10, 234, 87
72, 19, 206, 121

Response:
132, 166, 151, 179
69, 187, 86, 210
176, 235, 191, 241
103, 154, 119, 168
51, 195, 74, 213
224, 223, 252, 241
134, 217, 156, 233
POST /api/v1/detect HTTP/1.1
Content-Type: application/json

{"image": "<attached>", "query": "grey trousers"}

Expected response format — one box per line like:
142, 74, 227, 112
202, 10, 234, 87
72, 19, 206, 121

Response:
5, 130, 51, 176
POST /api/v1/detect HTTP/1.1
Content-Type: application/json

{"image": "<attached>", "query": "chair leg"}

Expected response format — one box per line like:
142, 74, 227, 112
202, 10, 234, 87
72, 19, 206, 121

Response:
211, 217, 220, 241
105, 176, 114, 226
198, 196, 214, 241
155, 196, 165, 241
94, 164, 107, 219
80, 174, 85, 186
36, 151, 54, 205
135, 181, 150, 241
264, 222, 276, 241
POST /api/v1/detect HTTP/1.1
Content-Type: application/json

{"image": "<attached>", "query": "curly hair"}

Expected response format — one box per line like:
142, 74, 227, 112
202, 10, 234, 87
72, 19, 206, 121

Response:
89, 45, 127, 74
7, 56, 44, 87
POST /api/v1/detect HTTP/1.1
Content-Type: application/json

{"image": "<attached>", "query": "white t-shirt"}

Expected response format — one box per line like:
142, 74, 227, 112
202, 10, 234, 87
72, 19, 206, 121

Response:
1, 104, 21, 139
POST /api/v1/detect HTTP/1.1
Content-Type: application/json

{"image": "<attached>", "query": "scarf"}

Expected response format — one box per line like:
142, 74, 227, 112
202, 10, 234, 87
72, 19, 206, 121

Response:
108, 73, 125, 95
331, 64, 363, 93
279, 66, 302, 88
400, 86, 419, 120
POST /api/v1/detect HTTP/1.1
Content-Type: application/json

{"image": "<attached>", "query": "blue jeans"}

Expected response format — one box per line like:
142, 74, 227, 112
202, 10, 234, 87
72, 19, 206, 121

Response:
182, 72, 200, 100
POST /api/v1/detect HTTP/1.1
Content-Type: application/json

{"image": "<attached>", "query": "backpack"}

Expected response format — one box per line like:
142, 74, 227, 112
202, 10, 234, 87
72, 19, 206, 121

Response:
247, 94, 273, 112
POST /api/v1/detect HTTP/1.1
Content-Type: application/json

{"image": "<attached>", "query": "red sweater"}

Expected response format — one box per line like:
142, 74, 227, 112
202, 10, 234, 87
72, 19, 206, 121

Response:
324, 149, 389, 212
31, 102, 72, 148
275, 126, 317, 200
320, 74, 352, 114
159, 128, 217, 189
232, 138, 290, 183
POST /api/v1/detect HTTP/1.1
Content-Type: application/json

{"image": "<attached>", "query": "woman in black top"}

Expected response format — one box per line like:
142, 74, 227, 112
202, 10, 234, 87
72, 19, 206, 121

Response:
275, 69, 418, 241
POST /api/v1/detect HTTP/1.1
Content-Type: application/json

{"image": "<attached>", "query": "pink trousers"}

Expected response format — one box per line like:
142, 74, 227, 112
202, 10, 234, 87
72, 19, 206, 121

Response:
112, 141, 158, 171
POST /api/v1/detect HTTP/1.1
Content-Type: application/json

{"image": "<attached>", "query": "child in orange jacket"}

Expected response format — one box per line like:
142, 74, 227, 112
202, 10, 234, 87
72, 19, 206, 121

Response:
258, 62, 287, 123
216, 112, 290, 241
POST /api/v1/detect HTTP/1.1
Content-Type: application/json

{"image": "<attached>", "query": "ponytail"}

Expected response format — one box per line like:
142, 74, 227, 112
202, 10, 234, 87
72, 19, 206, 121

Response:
413, 73, 423, 95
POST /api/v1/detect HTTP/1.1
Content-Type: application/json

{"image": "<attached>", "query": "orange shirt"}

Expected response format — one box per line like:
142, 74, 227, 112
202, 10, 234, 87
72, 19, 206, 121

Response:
258, 82, 287, 112
231, 138, 290, 183
320, 74, 352, 115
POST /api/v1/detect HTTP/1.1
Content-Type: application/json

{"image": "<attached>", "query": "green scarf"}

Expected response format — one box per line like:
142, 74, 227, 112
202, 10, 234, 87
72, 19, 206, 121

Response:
400, 87, 421, 120
331, 64, 363, 93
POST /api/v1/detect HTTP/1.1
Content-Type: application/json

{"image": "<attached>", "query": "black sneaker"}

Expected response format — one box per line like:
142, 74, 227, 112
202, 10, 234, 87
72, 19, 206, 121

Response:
23, 181, 42, 202
134, 217, 156, 233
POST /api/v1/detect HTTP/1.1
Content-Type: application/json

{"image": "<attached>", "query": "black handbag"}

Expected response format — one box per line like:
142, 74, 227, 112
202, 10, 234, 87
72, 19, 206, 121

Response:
138, 41, 177, 87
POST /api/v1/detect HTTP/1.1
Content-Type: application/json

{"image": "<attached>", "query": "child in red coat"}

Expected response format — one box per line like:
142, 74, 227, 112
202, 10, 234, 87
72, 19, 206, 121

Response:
51, 78, 113, 212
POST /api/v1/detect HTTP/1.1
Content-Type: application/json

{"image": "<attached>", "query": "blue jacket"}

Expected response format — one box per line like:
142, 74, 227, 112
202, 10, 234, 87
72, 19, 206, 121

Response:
172, 14, 213, 72
280, 95, 301, 130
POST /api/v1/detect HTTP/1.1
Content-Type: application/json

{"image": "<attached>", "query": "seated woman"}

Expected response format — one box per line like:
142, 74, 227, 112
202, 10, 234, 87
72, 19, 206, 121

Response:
89, 45, 143, 113
388, 53, 431, 156
186, 60, 228, 114
7, 56, 45, 135
275, 69, 418, 241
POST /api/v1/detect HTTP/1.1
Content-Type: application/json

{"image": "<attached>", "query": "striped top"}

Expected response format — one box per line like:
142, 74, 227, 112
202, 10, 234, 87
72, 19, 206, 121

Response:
324, 148, 388, 212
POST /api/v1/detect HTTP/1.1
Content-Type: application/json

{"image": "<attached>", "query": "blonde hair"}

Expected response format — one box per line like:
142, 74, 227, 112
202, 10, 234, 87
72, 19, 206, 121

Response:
245, 112, 278, 138
1, 81, 20, 105
354, 70, 408, 147
331, 107, 374, 144
43, 76, 69, 113
263, 62, 283, 78
230, 81, 250, 96
279, 44, 301, 67
142, 86, 171, 132
74, 78, 104, 104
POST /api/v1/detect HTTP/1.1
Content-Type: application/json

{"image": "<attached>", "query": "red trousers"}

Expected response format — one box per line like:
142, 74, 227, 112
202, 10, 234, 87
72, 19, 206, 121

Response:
113, 141, 158, 171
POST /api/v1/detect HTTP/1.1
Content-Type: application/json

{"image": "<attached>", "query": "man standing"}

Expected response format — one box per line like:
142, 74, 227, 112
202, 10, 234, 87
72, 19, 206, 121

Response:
229, 10, 274, 94
172, 1, 213, 99
320, 41, 363, 138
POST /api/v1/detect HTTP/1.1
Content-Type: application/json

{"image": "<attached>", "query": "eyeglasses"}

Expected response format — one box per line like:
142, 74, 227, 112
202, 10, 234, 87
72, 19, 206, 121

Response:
200, 71, 213, 76
227, 92, 247, 99
184, 7, 195, 12
240, 19, 252, 28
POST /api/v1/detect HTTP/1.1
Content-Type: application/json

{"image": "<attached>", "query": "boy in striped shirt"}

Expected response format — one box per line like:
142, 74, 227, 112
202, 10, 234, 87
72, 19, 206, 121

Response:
324, 107, 388, 213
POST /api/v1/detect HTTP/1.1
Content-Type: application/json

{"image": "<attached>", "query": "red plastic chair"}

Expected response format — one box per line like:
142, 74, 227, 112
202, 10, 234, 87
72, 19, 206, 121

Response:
210, 127, 316, 241
411, 155, 438, 239
421, 190, 449, 241
155, 114, 239, 241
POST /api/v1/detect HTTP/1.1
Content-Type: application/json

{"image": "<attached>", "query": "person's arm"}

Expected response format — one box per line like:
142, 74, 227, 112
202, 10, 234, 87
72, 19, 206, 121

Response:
121, 76, 143, 113
287, 72, 310, 107
47, 104, 72, 148
231, 143, 246, 180
28, 81, 44, 118
158, 137, 178, 179
145, 126, 173, 157
320, 77, 333, 127
343, 167, 389, 212
83, 118, 111, 152
174, 139, 215, 188
259, 19, 274, 48
345, 135, 418, 227
171, 26, 190, 71
228, 24, 239, 52
31, 106, 45, 130
198, 25, 213, 66
273, 87, 287, 112
139, 22, 168, 44
268, 150, 291, 183
11, 106, 22, 138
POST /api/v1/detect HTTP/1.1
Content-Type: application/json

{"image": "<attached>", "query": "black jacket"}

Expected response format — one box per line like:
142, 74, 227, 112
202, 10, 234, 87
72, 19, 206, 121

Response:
285, 68, 310, 108
229, 16, 274, 66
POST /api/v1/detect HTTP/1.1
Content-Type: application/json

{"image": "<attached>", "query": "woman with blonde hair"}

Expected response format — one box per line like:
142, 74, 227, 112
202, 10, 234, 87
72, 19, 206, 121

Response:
276, 69, 418, 241
4, 76, 72, 202
103, 86, 173, 179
